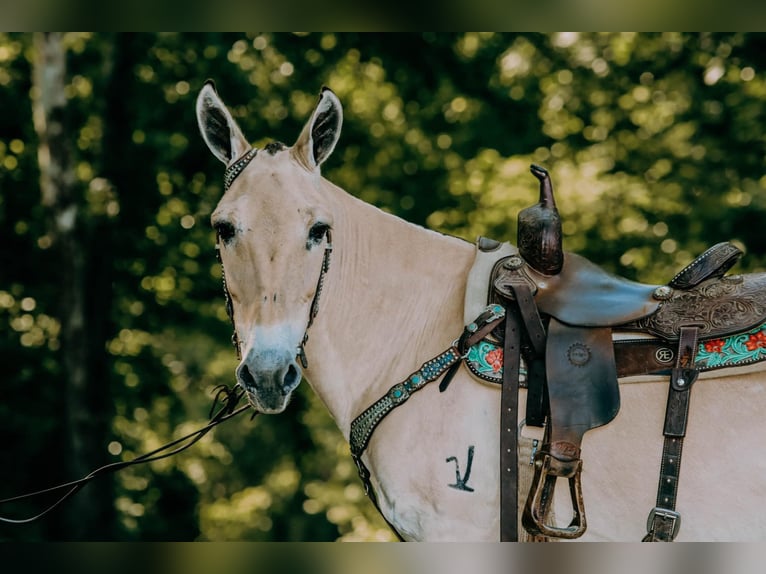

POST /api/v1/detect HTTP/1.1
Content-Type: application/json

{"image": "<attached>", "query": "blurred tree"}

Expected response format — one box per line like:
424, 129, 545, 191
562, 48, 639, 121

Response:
0, 33, 764, 541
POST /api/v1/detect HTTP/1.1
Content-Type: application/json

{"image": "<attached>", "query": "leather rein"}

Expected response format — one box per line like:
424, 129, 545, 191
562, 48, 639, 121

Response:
0, 385, 251, 525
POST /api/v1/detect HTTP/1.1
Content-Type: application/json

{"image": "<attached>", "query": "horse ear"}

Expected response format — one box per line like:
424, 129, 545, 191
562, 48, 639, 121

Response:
293, 87, 343, 170
196, 80, 250, 165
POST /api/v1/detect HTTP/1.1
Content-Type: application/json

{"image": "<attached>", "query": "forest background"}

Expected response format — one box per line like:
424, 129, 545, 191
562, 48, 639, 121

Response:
1, 32, 764, 541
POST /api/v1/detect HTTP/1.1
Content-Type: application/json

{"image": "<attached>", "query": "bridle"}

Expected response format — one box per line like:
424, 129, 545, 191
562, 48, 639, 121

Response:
219, 146, 333, 371
298, 229, 333, 368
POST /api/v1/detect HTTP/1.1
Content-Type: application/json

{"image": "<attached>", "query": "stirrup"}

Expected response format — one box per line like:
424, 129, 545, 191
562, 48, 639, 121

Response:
522, 452, 587, 539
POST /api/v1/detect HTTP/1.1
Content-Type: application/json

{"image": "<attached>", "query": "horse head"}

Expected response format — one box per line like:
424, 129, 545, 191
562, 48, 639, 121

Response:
196, 81, 342, 413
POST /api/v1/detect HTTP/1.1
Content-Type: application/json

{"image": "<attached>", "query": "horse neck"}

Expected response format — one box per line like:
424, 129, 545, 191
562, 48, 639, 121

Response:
304, 182, 476, 436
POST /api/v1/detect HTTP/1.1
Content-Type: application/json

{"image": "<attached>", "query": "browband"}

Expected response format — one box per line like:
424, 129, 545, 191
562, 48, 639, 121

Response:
223, 147, 258, 191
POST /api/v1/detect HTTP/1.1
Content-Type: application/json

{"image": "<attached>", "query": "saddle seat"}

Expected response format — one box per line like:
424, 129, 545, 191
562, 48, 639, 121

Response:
491, 240, 748, 331
494, 250, 662, 327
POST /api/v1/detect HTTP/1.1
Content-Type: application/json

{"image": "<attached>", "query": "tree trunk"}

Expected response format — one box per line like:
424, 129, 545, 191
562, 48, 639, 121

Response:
32, 32, 115, 540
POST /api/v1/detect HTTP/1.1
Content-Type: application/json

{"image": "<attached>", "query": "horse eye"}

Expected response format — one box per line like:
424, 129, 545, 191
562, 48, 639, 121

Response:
214, 220, 236, 244
307, 222, 330, 248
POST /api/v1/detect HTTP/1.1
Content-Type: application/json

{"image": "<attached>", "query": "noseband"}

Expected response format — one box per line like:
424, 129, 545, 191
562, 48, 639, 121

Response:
218, 146, 333, 370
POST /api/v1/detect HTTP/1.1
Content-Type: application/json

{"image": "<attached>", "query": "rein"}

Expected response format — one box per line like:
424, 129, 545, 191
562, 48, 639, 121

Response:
0, 385, 253, 524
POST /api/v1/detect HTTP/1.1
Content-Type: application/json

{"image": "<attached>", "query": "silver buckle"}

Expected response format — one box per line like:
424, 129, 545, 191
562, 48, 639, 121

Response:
647, 507, 681, 540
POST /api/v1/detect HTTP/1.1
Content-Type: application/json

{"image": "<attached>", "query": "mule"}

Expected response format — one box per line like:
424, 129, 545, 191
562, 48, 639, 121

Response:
195, 81, 766, 541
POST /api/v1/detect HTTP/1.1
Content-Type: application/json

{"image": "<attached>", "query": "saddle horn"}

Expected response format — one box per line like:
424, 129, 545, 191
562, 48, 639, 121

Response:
517, 165, 564, 276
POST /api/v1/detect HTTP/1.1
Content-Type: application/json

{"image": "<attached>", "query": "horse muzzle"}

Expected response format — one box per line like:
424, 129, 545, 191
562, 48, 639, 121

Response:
235, 346, 302, 413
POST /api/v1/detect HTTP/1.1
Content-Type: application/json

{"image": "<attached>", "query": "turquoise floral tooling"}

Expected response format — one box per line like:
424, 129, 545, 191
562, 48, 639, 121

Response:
465, 340, 514, 383
465, 321, 766, 381
696, 321, 766, 369
467, 341, 504, 377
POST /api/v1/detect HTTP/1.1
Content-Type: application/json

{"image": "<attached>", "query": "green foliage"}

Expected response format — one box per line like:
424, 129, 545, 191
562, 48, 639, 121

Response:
1, 33, 764, 541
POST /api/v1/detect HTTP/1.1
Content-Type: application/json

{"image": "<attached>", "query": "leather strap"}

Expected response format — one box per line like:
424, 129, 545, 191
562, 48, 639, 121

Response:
349, 346, 462, 457
348, 343, 464, 543
499, 278, 547, 541
501, 270, 547, 427
509, 279, 546, 355
644, 325, 700, 542
525, 355, 547, 427
223, 147, 258, 191
501, 306, 522, 541
441, 306, 506, 393
347, 304, 506, 541
614, 339, 680, 378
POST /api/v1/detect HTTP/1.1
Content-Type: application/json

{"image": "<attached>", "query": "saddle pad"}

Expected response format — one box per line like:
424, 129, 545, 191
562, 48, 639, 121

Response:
463, 239, 522, 386
464, 239, 517, 326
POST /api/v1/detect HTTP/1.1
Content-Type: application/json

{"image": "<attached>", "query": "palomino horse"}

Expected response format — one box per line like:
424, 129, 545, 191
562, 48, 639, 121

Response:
195, 81, 766, 542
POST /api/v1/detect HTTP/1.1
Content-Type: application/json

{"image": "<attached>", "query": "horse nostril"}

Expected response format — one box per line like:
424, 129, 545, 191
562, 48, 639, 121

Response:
237, 363, 256, 390
283, 363, 300, 391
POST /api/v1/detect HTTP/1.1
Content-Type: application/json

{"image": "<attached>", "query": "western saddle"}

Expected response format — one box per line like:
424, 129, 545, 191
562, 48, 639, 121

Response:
477, 165, 766, 541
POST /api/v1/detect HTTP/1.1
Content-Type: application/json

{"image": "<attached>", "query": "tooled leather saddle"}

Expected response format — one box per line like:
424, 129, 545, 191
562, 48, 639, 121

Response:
483, 165, 766, 541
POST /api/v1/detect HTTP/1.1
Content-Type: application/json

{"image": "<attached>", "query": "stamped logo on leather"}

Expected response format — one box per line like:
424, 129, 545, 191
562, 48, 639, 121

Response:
655, 347, 675, 364
567, 343, 591, 366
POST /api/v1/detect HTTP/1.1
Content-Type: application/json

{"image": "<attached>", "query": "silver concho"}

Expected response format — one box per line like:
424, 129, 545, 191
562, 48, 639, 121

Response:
653, 285, 674, 301
388, 383, 410, 405
503, 255, 525, 271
